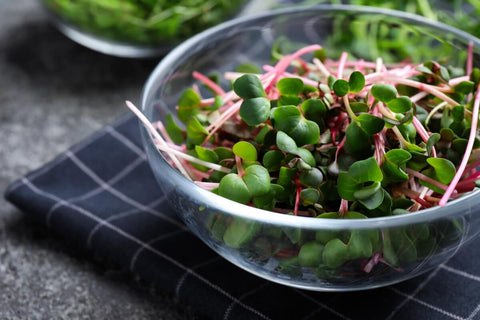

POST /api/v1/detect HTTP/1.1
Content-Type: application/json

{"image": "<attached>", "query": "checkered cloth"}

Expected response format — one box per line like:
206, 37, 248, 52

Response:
5, 114, 480, 320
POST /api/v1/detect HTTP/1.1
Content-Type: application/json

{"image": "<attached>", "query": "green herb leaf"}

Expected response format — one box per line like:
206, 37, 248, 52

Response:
277, 77, 304, 96
332, 79, 349, 97
272, 106, 320, 146
233, 74, 265, 99
276, 131, 316, 167
426, 157, 456, 184
232, 141, 257, 161
344, 121, 371, 154
298, 241, 324, 267
223, 218, 260, 249
263, 150, 284, 172
239, 97, 271, 126
426, 133, 440, 157
178, 88, 201, 122
218, 174, 251, 204
301, 99, 326, 123
386, 96, 412, 113
454, 81, 474, 94
165, 114, 185, 144
300, 188, 320, 206
195, 145, 219, 164
186, 117, 208, 146
357, 113, 385, 135
371, 84, 397, 103
348, 71, 365, 93
299, 168, 324, 188
382, 149, 411, 182
349, 157, 383, 183
243, 165, 271, 197
322, 238, 348, 268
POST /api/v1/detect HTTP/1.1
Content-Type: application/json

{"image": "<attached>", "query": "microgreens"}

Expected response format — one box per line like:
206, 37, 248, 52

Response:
127, 41, 480, 278
43, 0, 244, 45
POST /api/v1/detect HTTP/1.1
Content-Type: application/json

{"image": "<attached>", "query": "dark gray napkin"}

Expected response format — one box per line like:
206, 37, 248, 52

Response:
5, 114, 480, 320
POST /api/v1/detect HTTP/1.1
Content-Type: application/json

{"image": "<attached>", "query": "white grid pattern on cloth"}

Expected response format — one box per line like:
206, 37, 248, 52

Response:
385, 267, 442, 320
223, 282, 271, 320
174, 256, 224, 303
129, 228, 189, 271
388, 287, 465, 320
86, 195, 168, 248
64, 150, 187, 230
6, 116, 132, 195
20, 176, 272, 320
45, 155, 146, 227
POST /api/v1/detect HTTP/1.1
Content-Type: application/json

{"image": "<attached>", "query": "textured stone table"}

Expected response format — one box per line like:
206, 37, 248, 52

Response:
0, 1, 200, 318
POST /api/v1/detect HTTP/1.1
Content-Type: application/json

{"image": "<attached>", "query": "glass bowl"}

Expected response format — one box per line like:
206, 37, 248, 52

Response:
40, 0, 249, 58
140, 5, 480, 291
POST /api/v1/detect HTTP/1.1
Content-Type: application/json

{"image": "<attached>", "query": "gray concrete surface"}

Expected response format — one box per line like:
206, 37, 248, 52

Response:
0, 1, 200, 319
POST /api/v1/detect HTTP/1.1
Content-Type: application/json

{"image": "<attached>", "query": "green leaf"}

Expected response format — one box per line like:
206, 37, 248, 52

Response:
277, 77, 304, 96
426, 157, 456, 184
353, 181, 381, 200
337, 172, 361, 201
299, 168, 324, 188
195, 145, 219, 164
218, 174, 251, 204
386, 96, 412, 113
243, 165, 271, 197
272, 105, 301, 131
381, 149, 411, 182
348, 71, 365, 93
276, 130, 298, 154
300, 188, 320, 205
301, 99, 326, 123
178, 88, 201, 122
263, 150, 284, 172
350, 102, 369, 113
426, 133, 440, 157
344, 121, 371, 154
348, 230, 373, 259
272, 106, 320, 146
214, 147, 234, 161
233, 74, 265, 99
223, 218, 260, 249
371, 84, 397, 103
358, 188, 384, 210
451, 105, 465, 122
349, 157, 383, 183
232, 141, 257, 161
276, 131, 315, 167
322, 238, 348, 268
357, 113, 385, 135
332, 79, 349, 97
165, 114, 185, 144
186, 117, 208, 146
454, 81, 474, 94
278, 95, 302, 107
239, 97, 271, 126
298, 242, 324, 267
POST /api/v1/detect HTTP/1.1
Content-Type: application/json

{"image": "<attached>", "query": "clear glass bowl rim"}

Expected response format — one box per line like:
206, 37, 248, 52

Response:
141, 4, 480, 230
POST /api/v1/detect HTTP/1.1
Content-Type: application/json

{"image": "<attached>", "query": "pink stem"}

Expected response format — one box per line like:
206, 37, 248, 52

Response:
439, 84, 480, 206
265, 44, 323, 92
412, 117, 437, 157
405, 168, 450, 191
337, 52, 348, 79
